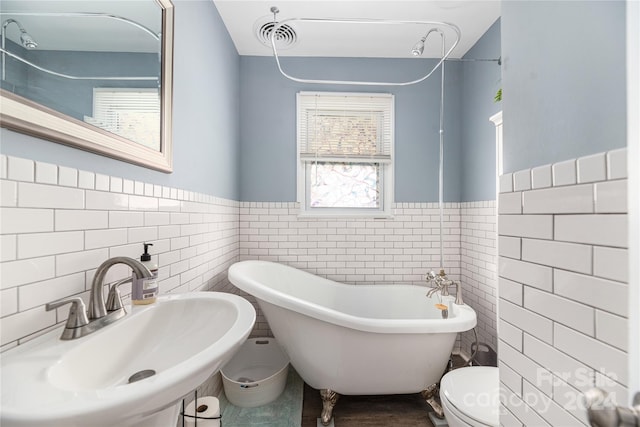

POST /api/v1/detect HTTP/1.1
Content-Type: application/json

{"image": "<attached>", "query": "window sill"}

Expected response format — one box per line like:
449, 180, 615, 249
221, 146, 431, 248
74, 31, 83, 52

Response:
296, 210, 394, 220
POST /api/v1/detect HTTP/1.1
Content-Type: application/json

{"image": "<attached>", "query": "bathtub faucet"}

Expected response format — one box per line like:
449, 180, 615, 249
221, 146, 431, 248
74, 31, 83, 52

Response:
425, 269, 464, 305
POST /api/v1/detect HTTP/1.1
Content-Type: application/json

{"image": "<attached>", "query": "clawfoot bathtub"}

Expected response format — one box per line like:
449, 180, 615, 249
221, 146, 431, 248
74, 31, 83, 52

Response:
228, 260, 476, 425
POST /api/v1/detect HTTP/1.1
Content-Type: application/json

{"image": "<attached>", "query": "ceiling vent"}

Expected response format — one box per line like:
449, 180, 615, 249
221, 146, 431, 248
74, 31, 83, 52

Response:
254, 17, 298, 50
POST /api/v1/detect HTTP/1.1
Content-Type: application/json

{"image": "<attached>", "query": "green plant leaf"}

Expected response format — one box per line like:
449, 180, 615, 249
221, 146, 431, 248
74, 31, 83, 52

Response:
494, 88, 502, 103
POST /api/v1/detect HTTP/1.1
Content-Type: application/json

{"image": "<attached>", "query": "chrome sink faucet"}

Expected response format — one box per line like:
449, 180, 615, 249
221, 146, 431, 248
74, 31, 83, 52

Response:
46, 257, 153, 340
88, 256, 152, 319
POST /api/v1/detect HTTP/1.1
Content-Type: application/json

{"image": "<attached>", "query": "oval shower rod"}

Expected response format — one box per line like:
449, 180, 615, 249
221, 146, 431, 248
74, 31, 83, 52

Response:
0, 11, 159, 41
0, 47, 158, 81
0, 11, 160, 81
270, 17, 461, 86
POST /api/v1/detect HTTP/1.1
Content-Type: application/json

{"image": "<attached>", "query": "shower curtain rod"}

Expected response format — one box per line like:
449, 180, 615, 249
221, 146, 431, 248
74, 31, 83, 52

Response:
0, 47, 158, 81
446, 57, 501, 64
270, 17, 461, 86
274, 17, 455, 270
0, 11, 160, 82
0, 11, 159, 41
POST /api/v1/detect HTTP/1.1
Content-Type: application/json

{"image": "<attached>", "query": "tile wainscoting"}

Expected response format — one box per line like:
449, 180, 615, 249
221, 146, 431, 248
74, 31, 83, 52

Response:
498, 148, 628, 426
0, 153, 499, 373
460, 201, 498, 359
0, 155, 240, 350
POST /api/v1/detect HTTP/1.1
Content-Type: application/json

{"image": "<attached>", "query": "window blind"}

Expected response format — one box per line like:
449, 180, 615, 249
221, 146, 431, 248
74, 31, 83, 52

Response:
84, 88, 160, 150
298, 92, 393, 163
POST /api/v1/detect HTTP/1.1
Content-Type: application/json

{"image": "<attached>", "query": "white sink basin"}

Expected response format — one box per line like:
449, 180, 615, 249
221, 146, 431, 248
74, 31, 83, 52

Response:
0, 292, 256, 427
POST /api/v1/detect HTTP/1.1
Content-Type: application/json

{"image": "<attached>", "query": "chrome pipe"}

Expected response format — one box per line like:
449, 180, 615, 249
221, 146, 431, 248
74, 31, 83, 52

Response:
0, 47, 158, 81
269, 18, 461, 86
437, 30, 446, 271
0, 12, 159, 41
2, 18, 38, 80
0, 11, 159, 82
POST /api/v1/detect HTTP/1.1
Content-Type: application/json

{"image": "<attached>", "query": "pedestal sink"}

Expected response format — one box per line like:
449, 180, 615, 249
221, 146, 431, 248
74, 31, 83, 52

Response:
0, 292, 256, 427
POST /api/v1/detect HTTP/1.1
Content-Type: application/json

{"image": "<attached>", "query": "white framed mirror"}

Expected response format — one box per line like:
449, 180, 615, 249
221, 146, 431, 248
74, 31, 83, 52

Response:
0, 0, 174, 172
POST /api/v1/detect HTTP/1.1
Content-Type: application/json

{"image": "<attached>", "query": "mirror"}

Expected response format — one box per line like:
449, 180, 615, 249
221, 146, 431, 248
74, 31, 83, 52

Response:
0, 0, 174, 172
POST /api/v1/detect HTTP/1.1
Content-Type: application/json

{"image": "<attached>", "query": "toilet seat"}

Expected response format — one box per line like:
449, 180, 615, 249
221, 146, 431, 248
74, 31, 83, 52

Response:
440, 366, 499, 427
441, 391, 495, 427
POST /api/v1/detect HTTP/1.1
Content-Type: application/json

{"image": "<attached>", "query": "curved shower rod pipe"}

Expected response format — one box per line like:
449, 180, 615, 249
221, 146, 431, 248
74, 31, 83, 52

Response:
270, 18, 461, 86
446, 57, 501, 64
0, 11, 160, 82
0, 11, 160, 41
435, 29, 446, 271
0, 47, 158, 81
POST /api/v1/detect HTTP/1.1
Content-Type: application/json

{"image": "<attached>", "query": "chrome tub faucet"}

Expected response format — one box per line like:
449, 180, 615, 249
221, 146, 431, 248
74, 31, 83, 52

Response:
425, 269, 464, 305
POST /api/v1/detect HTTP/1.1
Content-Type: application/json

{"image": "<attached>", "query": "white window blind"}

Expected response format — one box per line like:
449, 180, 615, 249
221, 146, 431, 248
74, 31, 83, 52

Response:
84, 88, 160, 150
296, 91, 394, 216
297, 92, 393, 163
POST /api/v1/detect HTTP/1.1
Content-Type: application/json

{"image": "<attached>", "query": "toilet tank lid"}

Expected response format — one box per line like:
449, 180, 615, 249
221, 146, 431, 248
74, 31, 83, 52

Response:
440, 366, 499, 426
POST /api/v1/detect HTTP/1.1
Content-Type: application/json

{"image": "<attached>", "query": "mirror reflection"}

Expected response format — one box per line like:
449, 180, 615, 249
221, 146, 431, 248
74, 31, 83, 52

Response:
0, 1, 163, 151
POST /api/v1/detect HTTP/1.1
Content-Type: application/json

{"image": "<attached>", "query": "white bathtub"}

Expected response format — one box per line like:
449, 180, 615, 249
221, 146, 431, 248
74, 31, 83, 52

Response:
228, 260, 476, 398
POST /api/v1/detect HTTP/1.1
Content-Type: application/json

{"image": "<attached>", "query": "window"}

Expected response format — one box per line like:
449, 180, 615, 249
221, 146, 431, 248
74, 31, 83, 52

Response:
297, 92, 394, 216
84, 88, 160, 150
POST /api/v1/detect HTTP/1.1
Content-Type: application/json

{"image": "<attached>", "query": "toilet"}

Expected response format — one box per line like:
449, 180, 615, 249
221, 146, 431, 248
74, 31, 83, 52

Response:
439, 367, 499, 427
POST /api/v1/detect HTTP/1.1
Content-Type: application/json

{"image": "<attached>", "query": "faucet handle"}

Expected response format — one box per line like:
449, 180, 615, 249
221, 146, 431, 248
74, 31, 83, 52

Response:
46, 297, 89, 329
440, 281, 450, 296
106, 278, 131, 312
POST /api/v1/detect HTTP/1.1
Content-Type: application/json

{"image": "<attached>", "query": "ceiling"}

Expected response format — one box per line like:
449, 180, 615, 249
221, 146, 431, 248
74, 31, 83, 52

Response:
0, 1, 162, 53
213, 1, 500, 59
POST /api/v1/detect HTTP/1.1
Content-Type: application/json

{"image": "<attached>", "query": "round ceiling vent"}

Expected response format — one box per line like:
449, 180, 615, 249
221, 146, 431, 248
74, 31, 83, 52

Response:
254, 17, 298, 50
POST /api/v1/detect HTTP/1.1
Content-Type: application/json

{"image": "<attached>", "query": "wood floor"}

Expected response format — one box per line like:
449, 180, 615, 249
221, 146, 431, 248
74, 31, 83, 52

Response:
300, 356, 466, 426
301, 384, 437, 427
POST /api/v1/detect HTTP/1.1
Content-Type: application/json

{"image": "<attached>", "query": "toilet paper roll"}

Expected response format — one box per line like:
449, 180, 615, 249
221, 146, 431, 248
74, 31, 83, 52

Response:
183, 396, 221, 427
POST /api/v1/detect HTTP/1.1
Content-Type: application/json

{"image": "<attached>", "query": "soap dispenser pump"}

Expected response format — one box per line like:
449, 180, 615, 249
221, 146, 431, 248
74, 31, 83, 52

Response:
132, 243, 158, 305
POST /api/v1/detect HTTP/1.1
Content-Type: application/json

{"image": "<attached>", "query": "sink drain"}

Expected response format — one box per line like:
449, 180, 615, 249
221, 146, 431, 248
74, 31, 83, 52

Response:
128, 369, 156, 384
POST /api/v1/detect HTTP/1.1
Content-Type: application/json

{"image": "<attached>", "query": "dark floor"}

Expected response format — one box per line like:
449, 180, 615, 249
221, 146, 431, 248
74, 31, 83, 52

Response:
301, 384, 437, 427
301, 355, 465, 427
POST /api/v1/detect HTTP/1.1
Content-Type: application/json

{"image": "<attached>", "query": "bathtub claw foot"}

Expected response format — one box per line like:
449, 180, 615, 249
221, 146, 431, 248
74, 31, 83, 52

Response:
422, 384, 445, 419
320, 389, 339, 426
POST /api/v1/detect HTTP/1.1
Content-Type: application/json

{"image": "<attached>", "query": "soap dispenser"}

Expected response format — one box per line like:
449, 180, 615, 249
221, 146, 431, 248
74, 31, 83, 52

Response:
132, 243, 158, 305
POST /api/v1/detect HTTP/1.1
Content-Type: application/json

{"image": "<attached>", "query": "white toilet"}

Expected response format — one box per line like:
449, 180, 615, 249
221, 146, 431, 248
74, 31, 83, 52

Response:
439, 366, 499, 427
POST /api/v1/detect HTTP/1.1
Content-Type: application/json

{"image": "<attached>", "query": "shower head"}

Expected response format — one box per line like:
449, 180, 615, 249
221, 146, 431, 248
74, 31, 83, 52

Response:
410, 28, 445, 57
2, 19, 38, 50
20, 31, 37, 49
411, 38, 425, 56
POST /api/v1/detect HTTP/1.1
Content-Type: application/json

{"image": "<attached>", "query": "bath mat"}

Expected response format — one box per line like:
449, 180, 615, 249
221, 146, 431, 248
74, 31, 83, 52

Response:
220, 366, 303, 427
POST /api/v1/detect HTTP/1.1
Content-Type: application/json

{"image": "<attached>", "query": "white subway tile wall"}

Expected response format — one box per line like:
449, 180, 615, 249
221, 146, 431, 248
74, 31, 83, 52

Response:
239, 202, 463, 284
238, 201, 466, 341
606, 148, 627, 180
513, 170, 532, 192
0, 155, 240, 351
498, 148, 628, 426
577, 152, 607, 184
531, 164, 552, 190
0, 154, 501, 388
238, 200, 498, 356
459, 201, 497, 358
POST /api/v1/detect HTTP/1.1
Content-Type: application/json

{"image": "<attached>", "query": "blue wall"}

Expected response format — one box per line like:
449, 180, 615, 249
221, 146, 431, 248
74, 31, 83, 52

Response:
22, 50, 158, 121
501, 1, 626, 172
460, 19, 502, 201
239, 56, 464, 202
6, 2, 624, 202
1, 3, 506, 203
0, 0, 240, 200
